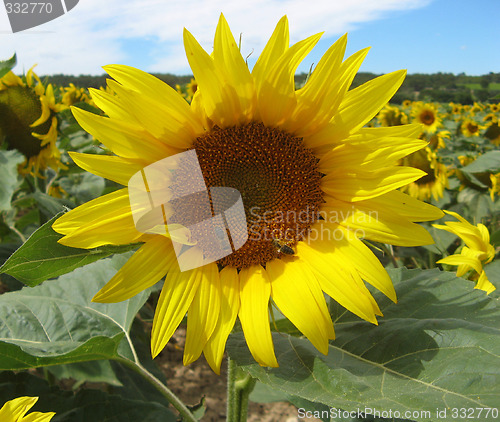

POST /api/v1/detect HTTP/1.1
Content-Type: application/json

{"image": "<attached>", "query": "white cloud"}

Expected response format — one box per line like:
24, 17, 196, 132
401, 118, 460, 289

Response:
0, 0, 431, 75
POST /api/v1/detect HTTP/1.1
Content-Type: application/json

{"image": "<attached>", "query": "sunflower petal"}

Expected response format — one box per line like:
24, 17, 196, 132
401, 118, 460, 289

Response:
476, 271, 496, 294
69, 152, 147, 186
204, 266, 240, 374
257, 32, 322, 127
318, 137, 428, 173
298, 241, 380, 322
89, 86, 140, 123
332, 224, 396, 301
321, 197, 436, 246
71, 107, 175, 161
0, 396, 37, 419
238, 265, 278, 367
437, 254, 483, 275
184, 263, 221, 365
252, 16, 289, 85
55, 189, 142, 249
213, 14, 256, 123
184, 28, 239, 126
331, 70, 406, 138
322, 166, 426, 202
53, 188, 133, 233
267, 258, 334, 354
92, 236, 175, 303
284, 34, 347, 135
106, 80, 196, 149
151, 248, 204, 357
102, 64, 203, 134
365, 190, 444, 222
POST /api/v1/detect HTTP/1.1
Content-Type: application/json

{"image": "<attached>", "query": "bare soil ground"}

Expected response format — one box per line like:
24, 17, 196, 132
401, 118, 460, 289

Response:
157, 327, 306, 422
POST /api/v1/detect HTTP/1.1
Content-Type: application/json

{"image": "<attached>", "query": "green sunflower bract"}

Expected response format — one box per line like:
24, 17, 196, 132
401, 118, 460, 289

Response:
52, 14, 443, 373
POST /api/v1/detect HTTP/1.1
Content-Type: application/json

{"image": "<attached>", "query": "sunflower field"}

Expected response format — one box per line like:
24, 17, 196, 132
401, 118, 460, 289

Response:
0, 15, 499, 422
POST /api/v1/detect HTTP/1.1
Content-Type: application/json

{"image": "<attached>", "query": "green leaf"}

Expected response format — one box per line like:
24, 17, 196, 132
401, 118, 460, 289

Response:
490, 229, 500, 248
227, 268, 499, 422
484, 260, 500, 292
59, 172, 105, 204
0, 150, 24, 211
461, 150, 500, 174
31, 191, 71, 221
47, 360, 123, 388
0, 212, 139, 286
0, 54, 16, 79
0, 255, 150, 369
0, 372, 177, 422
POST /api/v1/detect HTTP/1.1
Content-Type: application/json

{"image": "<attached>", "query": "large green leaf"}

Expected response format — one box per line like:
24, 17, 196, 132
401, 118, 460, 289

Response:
0, 150, 24, 211
0, 54, 16, 79
461, 150, 500, 174
0, 372, 176, 422
0, 212, 139, 286
58, 172, 105, 204
0, 255, 150, 370
47, 360, 123, 388
227, 268, 499, 422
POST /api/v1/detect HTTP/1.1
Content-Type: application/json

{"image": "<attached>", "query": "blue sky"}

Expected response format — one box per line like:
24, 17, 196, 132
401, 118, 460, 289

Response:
0, 0, 498, 76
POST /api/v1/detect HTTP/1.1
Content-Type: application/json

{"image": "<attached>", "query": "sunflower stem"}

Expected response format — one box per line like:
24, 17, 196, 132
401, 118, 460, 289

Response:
382, 244, 399, 268
237, 375, 256, 422
428, 251, 436, 268
227, 356, 237, 421
227, 357, 256, 422
116, 357, 197, 422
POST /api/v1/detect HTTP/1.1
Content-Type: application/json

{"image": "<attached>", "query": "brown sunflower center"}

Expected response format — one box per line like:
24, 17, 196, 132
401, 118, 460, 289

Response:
467, 123, 479, 133
177, 122, 323, 269
420, 110, 435, 126
407, 149, 436, 185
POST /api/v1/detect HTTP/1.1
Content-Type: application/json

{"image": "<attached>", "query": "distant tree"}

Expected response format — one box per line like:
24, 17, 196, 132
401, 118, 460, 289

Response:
454, 90, 474, 105
475, 89, 490, 102
480, 76, 490, 89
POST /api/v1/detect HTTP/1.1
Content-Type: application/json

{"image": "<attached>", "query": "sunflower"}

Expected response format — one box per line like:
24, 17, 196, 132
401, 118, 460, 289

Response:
470, 102, 484, 114
488, 103, 499, 113
483, 112, 498, 123
427, 129, 450, 150
400, 147, 448, 201
376, 104, 408, 126
0, 67, 66, 175
186, 78, 198, 102
449, 102, 462, 115
411, 102, 442, 133
461, 118, 484, 137
484, 121, 500, 146
61, 83, 94, 107
0, 396, 55, 421
53, 15, 443, 372
434, 211, 496, 294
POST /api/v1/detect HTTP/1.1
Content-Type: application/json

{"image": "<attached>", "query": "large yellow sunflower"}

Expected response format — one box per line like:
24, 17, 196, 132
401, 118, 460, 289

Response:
0, 67, 66, 175
53, 15, 443, 373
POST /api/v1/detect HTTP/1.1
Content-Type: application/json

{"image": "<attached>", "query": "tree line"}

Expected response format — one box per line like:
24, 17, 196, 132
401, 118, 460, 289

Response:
42, 71, 500, 105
